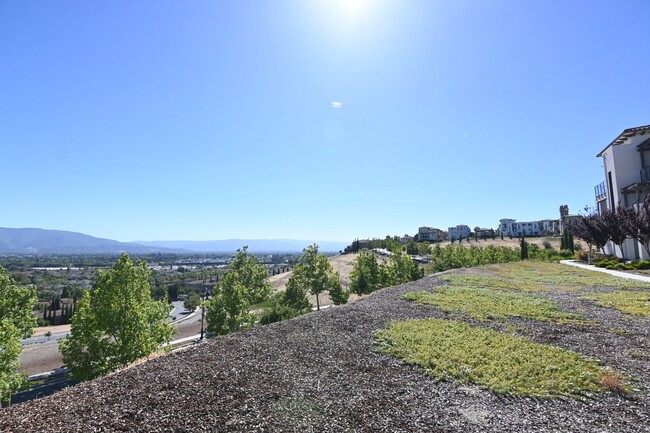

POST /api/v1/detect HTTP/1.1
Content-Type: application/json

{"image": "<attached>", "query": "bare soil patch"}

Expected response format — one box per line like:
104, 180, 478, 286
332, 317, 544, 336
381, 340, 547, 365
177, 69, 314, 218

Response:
270, 253, 366, 307
437, 236, 562, 250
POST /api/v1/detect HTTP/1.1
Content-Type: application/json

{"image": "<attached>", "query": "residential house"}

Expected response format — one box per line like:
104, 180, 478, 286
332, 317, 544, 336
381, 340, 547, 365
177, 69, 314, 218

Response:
498, 218, 558, 237
448, 225, 471, 241
474, 227, 495, 239
595, 124, 650, 259
417, 226, 446, 242
400, 234, 414, 244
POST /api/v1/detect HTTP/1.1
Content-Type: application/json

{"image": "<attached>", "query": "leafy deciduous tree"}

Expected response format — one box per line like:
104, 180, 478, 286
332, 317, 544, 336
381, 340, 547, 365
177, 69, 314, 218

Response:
59, 254, 174, 381
386, 251, 424, 285
577, 213, 609, 255
350, 250, 382, 295
327, 274, 349, 305
184, 292, 202, 312
600, 206, 629, 255
205, 272, 255, 335
229, 246, 272, 304
289, 244, 340, 311
0, 267, 38, 405
623, 195, 650, 256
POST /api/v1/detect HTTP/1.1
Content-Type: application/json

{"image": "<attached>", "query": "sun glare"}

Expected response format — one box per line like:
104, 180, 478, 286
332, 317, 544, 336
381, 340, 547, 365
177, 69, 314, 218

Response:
337, 0, 370, 17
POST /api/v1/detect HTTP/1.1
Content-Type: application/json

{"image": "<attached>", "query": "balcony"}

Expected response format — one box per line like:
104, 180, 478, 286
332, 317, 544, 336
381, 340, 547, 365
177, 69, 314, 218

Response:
594, 181, 607, 202
641, 167, 650, 183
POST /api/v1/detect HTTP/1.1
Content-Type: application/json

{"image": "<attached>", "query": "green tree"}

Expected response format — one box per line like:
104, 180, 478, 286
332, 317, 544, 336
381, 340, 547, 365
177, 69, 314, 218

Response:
383, 236, 402, 253
386, 252, 423, 285
229, 246, 272, 304
184, 292, 202, 312
289, 244, 340, 310
205, 272, 255, 335
259, 291, 310, 325
327, 274, 349, 305
0, 267, 38, 405
281, 273, 313, 313
416, 242, 431, 256
59, 254, 174, 381
520, 237, 529, 260
405, 240, 419, 255
350, 250, 382, 295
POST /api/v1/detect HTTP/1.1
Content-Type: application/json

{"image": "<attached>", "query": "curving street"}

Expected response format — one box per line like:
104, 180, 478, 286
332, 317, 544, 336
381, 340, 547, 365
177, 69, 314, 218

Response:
19, 302, 204, 376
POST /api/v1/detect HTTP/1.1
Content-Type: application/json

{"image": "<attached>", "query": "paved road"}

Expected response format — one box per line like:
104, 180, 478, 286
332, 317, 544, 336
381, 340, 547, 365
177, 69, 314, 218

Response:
19, 306, 204, 376
14, 326, 206, 406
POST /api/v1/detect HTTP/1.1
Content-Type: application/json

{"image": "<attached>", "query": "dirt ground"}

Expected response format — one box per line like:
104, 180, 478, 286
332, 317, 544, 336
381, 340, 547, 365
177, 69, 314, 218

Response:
269, 253, 365, 307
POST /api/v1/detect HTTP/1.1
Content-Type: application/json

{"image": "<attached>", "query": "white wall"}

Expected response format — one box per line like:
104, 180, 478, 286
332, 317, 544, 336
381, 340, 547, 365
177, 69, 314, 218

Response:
602, 134, 645, 208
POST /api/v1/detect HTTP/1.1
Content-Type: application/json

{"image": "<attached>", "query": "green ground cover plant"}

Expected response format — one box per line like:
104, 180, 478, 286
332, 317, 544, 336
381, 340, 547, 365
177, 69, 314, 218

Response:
439, 273, 551, 293
374, 318, 630, 399
490, 261, 650, 290
584, 291, 650, 316
439, 261, 650, 294
404, 288, 581, 323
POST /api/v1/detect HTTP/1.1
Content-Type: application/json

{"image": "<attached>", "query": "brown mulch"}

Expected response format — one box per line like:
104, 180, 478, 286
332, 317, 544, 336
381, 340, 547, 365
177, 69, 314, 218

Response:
1, 272, 649, 432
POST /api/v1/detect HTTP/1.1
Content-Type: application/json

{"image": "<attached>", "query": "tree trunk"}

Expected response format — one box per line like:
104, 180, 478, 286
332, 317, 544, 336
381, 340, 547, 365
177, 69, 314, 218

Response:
315, 293, 320, 311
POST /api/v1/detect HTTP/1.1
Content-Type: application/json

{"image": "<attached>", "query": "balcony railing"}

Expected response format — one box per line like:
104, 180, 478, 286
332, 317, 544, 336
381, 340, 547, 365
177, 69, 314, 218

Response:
641, 167, 650, 183
594, 181, 607, 201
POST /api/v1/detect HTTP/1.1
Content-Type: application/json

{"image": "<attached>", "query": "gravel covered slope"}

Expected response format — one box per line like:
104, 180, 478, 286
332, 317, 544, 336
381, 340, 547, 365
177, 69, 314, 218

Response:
1, 274, 649, 432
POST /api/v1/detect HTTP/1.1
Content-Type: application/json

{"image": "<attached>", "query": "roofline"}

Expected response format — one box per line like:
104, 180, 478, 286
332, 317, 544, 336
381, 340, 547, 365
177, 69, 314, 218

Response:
597, 124, 650, 157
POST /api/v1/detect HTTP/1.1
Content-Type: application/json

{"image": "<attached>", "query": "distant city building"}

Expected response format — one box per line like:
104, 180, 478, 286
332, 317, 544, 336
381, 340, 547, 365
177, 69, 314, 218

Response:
400, 234, 414, 244
539, 219, 560, 235
358, 239, 372, 249
474, 227, 495, 239
499, 218, 558, 237
417, 226, 445, 242
448, 224, 471, 241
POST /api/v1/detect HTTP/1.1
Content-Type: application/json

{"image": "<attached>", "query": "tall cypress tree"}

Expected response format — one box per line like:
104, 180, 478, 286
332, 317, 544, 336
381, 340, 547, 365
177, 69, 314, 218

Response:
520, 237, 528, 260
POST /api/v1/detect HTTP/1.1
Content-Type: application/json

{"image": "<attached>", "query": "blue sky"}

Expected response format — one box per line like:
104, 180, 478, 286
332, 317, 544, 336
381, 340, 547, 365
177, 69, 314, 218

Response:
1, 0, 649, 242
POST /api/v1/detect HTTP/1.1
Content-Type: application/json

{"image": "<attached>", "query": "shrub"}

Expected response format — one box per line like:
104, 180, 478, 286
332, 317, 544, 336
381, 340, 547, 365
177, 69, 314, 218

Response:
631, 260, 650, 270
598, 370, 629, 395
605, 263, 633, 271
575, 250, 589, 262
542, 241, 553, 250
596, 259, 620, 268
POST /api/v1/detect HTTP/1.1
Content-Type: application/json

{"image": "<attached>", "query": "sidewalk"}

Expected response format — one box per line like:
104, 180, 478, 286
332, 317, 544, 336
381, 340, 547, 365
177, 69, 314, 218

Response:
560, 260, 650, 283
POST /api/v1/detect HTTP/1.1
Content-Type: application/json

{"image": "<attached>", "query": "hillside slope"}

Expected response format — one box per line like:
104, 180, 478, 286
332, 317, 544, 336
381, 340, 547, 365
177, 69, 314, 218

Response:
1, 267, 647, 432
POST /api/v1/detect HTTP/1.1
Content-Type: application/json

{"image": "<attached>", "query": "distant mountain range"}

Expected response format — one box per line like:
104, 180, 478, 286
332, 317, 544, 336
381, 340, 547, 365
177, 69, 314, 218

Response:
0, 228, 173, 254
0, 228, 348, 254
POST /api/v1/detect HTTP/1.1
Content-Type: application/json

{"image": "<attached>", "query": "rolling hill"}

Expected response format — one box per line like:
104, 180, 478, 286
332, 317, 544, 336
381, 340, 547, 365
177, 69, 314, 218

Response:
0, 227, 348, 254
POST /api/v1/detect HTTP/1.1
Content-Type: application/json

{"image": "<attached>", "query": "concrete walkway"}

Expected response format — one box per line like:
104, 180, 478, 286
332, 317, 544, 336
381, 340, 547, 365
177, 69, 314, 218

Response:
560, 260, 650, 283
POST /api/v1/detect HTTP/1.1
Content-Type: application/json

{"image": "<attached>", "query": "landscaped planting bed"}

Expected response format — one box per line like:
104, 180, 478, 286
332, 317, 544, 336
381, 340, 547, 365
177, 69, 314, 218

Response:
1, 261, 649, 432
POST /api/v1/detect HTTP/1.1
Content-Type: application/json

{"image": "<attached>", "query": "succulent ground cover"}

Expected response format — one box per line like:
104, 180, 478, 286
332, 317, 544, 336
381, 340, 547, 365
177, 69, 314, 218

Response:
584, 290, 650, 317
440, 261, 650, 292
374, 318, 625, 399
403, 288, 582, 322
1, 261, 649, 432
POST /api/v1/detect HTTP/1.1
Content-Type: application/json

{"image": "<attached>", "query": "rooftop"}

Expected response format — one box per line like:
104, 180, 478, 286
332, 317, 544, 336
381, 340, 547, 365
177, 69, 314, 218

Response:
597, 124, 650, 157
